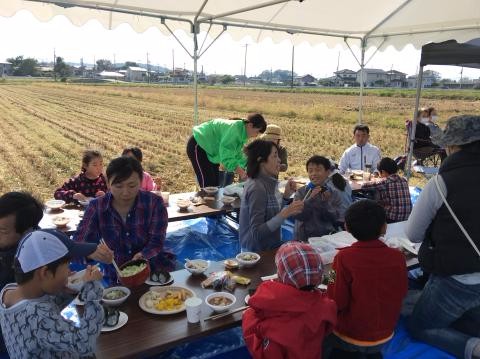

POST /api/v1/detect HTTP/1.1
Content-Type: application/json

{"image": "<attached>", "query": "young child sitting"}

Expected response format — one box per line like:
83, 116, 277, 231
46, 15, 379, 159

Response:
54, 149, 107, 203
294, 156, 344, 241
0, 229, 104, 359
122, 147, 159, 191
243, 241, 337, 359
0, 191, 44, 354
326, 200, 408, 358
361, 157, 412, 223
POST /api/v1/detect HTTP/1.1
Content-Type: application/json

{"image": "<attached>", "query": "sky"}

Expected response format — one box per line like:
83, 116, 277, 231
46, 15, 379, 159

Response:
1, 10, 480, 81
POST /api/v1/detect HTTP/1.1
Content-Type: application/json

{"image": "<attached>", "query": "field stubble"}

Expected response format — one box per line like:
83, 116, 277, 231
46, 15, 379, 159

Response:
0, 82, 479, 200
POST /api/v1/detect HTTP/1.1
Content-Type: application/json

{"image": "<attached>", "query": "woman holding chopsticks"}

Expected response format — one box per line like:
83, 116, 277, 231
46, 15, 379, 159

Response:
239, 139, 304, 252
74, 156, 175, 285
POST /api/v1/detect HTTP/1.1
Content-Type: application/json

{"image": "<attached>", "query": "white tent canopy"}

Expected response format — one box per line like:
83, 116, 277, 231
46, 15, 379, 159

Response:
3, 0, 480, 50
2, 0, 480, 122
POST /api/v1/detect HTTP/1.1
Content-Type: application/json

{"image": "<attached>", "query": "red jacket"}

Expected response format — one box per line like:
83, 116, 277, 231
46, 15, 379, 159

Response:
242, 280, 337, 359
327, 239, 408, 343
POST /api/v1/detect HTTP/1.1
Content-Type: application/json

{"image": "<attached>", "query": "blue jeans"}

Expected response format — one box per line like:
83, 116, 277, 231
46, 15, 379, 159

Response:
218, 171, 234, 188
408, 275, 480, 358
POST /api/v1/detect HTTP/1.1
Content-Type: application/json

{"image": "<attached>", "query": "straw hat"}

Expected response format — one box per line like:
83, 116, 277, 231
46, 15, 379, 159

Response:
261, 124, 282, 141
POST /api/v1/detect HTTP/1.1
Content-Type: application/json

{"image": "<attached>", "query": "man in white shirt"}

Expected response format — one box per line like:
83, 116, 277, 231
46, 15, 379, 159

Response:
338, 124, 382, 174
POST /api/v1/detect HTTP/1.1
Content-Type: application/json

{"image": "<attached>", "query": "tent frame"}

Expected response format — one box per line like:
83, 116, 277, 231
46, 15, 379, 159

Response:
21, 0, 480, 124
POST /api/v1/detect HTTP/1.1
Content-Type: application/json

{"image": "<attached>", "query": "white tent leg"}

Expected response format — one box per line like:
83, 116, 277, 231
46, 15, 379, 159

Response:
193, 32, 199, 125
405, 66, 424, 180
358, 41, 366, 124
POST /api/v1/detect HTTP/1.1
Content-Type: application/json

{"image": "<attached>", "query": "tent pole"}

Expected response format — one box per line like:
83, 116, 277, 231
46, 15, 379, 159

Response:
405, 66, 424, 180
358, 39, 366, 124
193, 24, 199, 125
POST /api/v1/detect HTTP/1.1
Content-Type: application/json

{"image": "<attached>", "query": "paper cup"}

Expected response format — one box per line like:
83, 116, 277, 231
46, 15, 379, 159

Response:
160, 192, 170, 205
185, 297, 202, 323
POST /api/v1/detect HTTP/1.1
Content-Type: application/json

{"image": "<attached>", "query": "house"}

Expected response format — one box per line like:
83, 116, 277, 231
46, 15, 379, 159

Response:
39, 66, 54, 77
334, 69, 357, 86
171, 68, 191, 83
356, 68, 387, 87
407, 70, 440, 88
0, 62, 12, 77
126, 66, 148, 82
300, 74, 317, 86
385, 70, 407, 87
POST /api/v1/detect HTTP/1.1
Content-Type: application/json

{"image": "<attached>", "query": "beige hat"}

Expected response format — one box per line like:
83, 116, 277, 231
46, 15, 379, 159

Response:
261, 124, 282, 141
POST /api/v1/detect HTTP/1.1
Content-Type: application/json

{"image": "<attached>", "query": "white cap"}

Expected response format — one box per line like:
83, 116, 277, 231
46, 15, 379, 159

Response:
16, 229, 97, 273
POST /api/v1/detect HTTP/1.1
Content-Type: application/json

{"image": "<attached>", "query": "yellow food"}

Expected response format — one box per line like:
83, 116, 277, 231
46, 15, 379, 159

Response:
146, 289, 193, 311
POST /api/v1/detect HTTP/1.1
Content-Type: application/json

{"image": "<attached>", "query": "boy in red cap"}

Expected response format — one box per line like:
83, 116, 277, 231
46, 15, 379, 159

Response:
326, 200, 408, 358
243, 241, 337, 359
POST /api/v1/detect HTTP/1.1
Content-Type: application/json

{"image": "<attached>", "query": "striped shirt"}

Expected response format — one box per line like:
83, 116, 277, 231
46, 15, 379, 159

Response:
362, 174, 412, 222
73, 191, 175, 284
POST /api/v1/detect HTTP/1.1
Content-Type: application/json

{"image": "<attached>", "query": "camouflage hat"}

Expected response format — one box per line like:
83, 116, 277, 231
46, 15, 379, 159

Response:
432, 115, 480, 147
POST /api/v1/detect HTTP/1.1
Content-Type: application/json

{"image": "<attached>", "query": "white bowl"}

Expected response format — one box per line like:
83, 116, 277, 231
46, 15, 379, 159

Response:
67, 269, 86, 292
45, 199, 65, 210
236, 252, 261, 267
176, 199, 190, 211
184, 259, 209, 275
221, 195, 236, 206
203, 186, 219, 195
102, 286, 131, 306
52, 216, 70, 228
205, 292, 236, 313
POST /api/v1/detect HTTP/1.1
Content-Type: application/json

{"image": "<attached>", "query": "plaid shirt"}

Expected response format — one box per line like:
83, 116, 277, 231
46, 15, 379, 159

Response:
73, 191, 174, 284
362, 174, 412, 222
54, 172, 107, 203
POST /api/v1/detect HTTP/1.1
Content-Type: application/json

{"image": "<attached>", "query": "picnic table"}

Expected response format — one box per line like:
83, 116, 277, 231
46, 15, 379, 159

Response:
93, 250, 277, 359
91, 241, 418, 358
39, 190, 240, 233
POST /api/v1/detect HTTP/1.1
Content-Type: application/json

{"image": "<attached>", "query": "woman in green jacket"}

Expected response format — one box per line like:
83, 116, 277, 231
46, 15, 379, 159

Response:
186, 113, 267, 188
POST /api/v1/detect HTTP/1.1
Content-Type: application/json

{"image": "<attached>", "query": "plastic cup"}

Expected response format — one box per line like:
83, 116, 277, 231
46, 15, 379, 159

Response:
185, 297, 202, 323
160, 191, 170, 205
362, 171, 371, 182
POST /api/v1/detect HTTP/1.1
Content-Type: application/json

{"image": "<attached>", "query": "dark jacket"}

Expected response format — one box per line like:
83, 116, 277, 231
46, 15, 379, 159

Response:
293, 185, 341, 241
0, 246, 17, 290
419, 150, 480, 275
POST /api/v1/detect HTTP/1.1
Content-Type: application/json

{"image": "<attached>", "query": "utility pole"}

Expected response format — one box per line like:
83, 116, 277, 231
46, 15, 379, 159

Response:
336, 51, 340, 86
53, 48, 56, 81
172, 49, 175, 76
113, 54, 116, 69
243, 44, 248, 87
291, 44, 295, 89
146, 52, 150, 83
460, 67, 463, 89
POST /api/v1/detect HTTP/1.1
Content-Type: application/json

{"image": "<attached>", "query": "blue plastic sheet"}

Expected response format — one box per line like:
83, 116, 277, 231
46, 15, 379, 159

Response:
383, 317, 455, 359
410, 186, 422, 206
164, 217, 240, 263
151, 327, 248, 359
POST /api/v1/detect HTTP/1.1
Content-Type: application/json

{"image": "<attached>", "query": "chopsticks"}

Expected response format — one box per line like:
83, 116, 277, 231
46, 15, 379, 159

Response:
99, 238, 122, 277
204, 305, 249, 322
303, 187, 313, 202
